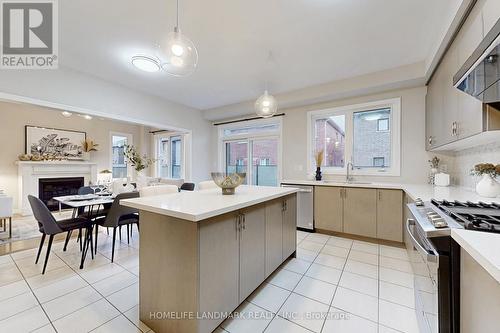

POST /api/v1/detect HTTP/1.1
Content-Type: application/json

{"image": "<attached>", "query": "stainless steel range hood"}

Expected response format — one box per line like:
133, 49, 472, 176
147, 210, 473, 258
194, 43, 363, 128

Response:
453, 18, 500, 107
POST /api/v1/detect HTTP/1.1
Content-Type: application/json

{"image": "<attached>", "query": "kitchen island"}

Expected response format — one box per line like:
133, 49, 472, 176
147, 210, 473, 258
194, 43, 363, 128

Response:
121, 185, 298, 333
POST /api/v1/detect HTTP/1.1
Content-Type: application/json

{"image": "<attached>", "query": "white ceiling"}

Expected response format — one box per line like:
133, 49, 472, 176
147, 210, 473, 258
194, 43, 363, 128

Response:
60, 0, 459, 110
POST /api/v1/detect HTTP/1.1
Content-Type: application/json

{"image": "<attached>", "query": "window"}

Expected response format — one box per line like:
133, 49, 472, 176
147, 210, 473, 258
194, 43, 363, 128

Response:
219, 118, 282, 186
353, 108, 391, 168
313, 115, 345, 168
170, 136, 182, 178
308, 98, 401, 176
111, 133, 132, 179
155, 134, 184, 179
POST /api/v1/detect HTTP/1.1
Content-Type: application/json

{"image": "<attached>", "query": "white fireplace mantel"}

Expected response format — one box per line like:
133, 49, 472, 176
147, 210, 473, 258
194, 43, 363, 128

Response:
16, 161, 98, 215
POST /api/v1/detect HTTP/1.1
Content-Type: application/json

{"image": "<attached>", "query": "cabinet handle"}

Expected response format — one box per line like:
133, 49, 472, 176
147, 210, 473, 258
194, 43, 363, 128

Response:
344, 189, 347, 199
428, 136, 433, 146
378, 191, 382, 201
242, 214, 246, 230
236, 215, 240, 235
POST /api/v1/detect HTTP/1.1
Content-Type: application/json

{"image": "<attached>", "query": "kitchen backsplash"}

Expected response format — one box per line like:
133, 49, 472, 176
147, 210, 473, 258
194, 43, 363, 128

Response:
451, 141, 500, 189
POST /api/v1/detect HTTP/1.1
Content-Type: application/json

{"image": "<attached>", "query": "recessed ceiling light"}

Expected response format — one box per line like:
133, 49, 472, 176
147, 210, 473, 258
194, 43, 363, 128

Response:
61, 111, 72, 117
131, 55, 161, 73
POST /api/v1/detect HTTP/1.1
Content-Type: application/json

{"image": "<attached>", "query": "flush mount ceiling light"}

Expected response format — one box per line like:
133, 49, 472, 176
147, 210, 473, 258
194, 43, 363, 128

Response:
160, 0, 198, 76
61, 111, 72, 117
131, 55, 161, 73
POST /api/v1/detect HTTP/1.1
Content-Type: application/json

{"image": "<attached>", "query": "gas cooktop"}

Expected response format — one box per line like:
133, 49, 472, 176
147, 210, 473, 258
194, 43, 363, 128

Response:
431, 199, 500, 233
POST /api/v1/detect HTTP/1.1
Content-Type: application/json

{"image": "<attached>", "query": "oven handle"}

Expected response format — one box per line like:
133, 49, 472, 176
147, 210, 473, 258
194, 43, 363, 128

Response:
406, 219, 439, 263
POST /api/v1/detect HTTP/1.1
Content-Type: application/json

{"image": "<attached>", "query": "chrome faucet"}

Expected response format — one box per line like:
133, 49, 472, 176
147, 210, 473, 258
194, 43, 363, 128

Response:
346, 161, 354, 183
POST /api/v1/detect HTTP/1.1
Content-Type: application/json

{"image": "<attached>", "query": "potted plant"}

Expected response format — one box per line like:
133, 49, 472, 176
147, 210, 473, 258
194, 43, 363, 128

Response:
471, 163, 500, 198
428, 156, 440, 184
314, 150, 324, 181
124, 144, 154, 188
81, 139, 99, 161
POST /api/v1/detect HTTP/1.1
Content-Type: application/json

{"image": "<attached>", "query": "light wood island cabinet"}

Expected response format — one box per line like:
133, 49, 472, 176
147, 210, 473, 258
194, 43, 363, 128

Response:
121, 187, 298, 333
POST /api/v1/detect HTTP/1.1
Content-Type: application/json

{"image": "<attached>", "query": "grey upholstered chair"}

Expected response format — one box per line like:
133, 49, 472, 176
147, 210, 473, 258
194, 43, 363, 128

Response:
93, 192, 140, 262
28, 195, 94, 274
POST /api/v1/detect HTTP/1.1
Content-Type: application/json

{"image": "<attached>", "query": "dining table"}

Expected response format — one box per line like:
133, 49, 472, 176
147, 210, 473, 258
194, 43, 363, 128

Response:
52, 193, 115, 218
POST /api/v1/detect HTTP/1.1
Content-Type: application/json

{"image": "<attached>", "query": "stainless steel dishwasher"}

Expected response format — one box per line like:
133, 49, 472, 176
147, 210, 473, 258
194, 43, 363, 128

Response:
281, 184, 314, 231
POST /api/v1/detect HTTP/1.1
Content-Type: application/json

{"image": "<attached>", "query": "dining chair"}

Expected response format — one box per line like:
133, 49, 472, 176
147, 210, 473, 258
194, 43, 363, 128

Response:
28, 195, 94, 274
93, 192, 140, 262
197, 180, 218, 190
180, 183, 195, 191
139, 184, 179, 197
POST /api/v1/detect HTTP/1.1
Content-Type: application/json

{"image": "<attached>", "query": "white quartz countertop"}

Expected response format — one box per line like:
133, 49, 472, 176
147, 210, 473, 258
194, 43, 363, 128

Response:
451, 229, 500, 284
281, 179, 499, 204
120, 185, 299, 222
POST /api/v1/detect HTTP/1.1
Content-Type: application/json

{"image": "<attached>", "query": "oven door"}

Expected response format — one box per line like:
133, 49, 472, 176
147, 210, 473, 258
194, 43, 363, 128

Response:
405, 218, 439, 333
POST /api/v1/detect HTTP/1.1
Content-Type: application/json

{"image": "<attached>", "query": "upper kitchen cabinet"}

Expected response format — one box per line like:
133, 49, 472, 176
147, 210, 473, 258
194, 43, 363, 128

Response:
483, 0, 500, 35
426, 0, 500, 151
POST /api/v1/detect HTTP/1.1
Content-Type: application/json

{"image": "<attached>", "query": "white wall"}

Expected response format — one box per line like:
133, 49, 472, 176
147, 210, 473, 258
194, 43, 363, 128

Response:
0, 101, 151, 208
451, 142, 500, 189
0, 66, 212, 183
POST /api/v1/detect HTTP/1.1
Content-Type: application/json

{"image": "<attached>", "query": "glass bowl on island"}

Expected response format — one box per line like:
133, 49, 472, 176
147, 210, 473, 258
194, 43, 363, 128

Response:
211, 172, 246, 195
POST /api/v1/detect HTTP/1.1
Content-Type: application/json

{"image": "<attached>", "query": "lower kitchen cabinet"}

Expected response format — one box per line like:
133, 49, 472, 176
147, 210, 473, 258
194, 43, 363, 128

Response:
265, 199, 283, 277
314, 186, 343, 232
199, 213, 240, 333
343, 188, 377, 238
282, 194, 297, 260
376, 189, 403, 242
239, 205, 266, 302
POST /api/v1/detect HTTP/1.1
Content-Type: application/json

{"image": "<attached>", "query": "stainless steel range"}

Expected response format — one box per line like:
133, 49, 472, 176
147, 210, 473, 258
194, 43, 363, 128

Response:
405, 198, 500, 333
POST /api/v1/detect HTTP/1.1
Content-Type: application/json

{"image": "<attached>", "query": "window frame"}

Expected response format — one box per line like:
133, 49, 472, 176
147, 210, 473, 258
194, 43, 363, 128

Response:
154, 132, 185, 179
307, 98, 401, 177
217, 117, 283, 186
109, 131, 133, 180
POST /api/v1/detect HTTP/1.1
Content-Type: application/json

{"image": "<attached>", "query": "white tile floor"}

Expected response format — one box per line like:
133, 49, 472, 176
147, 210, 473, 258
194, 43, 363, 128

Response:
0, 229, 420, 333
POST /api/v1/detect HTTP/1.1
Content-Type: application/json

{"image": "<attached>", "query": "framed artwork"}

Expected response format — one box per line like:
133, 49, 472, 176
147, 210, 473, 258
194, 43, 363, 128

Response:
25, 125, 86, 159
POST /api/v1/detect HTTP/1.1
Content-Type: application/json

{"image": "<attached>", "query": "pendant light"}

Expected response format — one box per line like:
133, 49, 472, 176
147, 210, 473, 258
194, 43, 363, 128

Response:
161, 0, 198, 76
255, 52, 278, 118
255, 90, 278, 118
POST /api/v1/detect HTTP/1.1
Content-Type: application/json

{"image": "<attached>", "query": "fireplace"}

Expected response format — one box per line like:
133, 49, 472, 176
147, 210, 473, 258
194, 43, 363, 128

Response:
38, 177, 84, 211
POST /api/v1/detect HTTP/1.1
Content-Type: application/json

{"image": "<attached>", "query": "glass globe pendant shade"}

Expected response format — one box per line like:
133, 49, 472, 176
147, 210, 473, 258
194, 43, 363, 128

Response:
255, 90, 278, 118
161, 27, 198, 77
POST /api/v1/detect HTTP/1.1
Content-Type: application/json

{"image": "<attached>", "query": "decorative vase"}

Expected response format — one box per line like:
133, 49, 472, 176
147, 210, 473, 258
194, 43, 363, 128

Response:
315, 167, 322, 181
476, 174, 500, 198
136, 170, 148, 190
82, 152, 91, 161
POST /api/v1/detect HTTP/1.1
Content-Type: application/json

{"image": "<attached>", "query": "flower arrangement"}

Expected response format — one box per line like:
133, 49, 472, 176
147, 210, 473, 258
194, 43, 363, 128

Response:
314, 150, 324, 167
428, 156, 440, 169
123, 144, 154, 172
82, 139, 99, 152
471, 163, 500, 177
